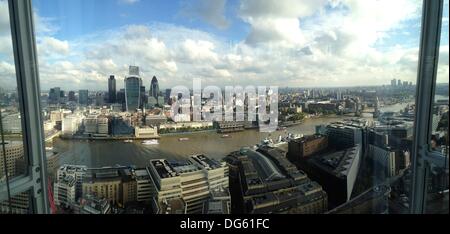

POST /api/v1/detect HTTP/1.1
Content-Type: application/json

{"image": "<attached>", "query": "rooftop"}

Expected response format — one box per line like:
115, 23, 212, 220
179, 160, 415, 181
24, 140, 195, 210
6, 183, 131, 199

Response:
150, 155, 225, 179
310, 145, 360, 178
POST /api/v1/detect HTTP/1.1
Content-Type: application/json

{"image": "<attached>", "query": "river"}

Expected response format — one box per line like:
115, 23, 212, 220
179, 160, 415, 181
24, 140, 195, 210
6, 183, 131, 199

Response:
52, 100, 435, 168
53, 116, 347, 167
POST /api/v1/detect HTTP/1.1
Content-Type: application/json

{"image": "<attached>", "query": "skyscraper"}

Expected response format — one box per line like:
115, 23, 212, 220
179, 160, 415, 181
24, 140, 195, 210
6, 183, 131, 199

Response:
391, 79, 397, 87
149, 76, 159, 100
49, 87, 61, 104
68, 91, 76, 102
397, 79, 402, 86
140, 85, 146, 108
108, 75, 116, 103
125, 66, 142, 112
79, 90, 88, 106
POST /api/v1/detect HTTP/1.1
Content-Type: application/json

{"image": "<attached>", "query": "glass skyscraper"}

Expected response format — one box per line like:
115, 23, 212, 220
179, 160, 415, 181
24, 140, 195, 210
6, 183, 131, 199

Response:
149, 76, 159, 100
108, 75, 116, 103
125, 66, 142, 112
78, 89, 88, 106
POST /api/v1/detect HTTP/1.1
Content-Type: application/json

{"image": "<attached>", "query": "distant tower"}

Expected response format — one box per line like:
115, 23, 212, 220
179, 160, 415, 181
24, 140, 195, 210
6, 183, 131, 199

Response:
108, 75, 116, 103
78, 90, 88, 106
125, 66, 142, 112
391, 79, 396, 87
149, 76, 159, 100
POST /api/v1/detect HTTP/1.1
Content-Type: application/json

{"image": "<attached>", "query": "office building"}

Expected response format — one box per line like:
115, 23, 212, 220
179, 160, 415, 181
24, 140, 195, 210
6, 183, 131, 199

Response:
46, 150, 60, 181
95, 92, 104, 106
54, 175, 77, 208
225, 147, 327, 214
83, 115, 109, 136
140, 85, 147, 108
1, 113, 22, 134
147, 96, 157, 108
49, 87, 61, 104
391, 79, 397, 87
57, 165, 88, 201
325, 120, 366, 153
149, 76, 159, 100
158, 96, 165, 106
108, 75, 116, 103
202, 187, 231, 214
78, 90, 89, 106
68, 91, 76, 102
125, 66, 142, 112
135, 168, 152, 203
134, 126, 158, 138
148, 155, 229, 214
97, 116, 109, 135
122, 172, 137, 206
62, 114, 83, 136
82, 167, 131, 205
288, 134, 328, 163
0, 141, 24, 179
145, 113, 167, 126
0, 191, 30, 214
306, 145, 361, 208
83, 115, 98, 134
367, 144, 401, 178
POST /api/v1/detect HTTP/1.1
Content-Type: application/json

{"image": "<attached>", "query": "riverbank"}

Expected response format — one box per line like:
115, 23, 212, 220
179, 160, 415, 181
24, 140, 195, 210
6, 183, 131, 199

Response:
60, 135, 160, 141
159, 129, 216, 136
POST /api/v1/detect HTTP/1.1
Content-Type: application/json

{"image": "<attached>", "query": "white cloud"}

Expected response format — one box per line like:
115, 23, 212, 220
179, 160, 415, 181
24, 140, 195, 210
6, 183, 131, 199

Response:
38, 36, 70, 56
0, 61, 16, 89
177, 39, 219, 63
239, 0, 326, 46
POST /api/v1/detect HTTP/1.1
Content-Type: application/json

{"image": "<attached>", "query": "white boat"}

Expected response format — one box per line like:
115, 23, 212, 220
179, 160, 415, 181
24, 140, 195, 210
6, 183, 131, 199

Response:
142, 139, 159, 145
178, 138, 189, 141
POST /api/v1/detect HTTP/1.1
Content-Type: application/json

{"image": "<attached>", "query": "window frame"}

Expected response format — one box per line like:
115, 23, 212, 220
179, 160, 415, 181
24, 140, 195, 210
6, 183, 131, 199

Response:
0, 0, 49, 214
410, 0, 445, 214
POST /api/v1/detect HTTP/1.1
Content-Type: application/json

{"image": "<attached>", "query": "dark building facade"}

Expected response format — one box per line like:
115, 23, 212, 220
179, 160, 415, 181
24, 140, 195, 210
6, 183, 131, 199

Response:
49, 87, 61, 104
305, 145, 361, 208
78, 89, 89, 106
225, 147, 328, 214
149, 76, 159, 100
288, 134, 328, 163
68, 91, 76, 102
108, 75, 116, 103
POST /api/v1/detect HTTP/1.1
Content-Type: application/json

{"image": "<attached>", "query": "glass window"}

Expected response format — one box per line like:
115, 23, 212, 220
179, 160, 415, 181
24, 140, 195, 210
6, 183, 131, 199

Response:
24, 0, 447, 214
0, 0, 29, 213
426, 0, 449, 214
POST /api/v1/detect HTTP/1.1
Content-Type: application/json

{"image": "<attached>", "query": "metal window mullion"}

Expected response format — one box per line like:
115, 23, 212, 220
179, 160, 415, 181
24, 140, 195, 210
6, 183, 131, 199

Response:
410, 0, 443, 214
8, 0, 49, 214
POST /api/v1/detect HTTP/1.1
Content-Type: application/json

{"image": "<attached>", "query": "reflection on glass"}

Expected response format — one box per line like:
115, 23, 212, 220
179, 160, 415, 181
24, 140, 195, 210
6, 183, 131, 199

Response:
0, 0, 28, 214
0, 190, 32, 214
425, 0, 449, 214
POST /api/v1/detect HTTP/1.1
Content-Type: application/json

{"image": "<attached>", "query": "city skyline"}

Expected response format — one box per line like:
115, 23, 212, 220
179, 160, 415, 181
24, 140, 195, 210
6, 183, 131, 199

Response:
0, 0, 448, 91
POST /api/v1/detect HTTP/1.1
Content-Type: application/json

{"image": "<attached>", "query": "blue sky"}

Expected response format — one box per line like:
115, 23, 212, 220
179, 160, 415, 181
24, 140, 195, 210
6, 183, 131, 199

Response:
1, 0, 449, 90
33, 0, 248, 42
